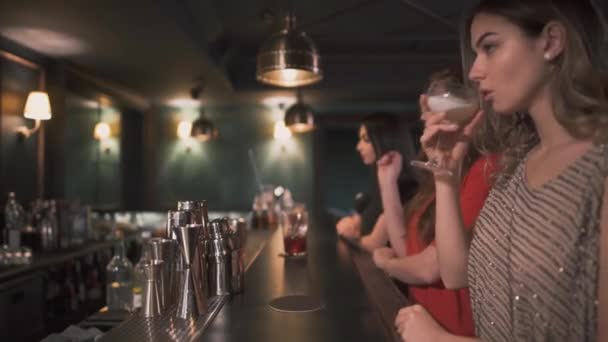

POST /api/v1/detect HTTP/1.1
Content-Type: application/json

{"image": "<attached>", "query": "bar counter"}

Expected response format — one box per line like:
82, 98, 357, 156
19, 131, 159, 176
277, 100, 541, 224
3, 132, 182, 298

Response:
99, 214, 408, 341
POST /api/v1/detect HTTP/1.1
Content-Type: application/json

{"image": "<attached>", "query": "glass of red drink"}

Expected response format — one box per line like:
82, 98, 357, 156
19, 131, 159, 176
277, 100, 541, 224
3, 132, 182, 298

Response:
280, 205, 308, 256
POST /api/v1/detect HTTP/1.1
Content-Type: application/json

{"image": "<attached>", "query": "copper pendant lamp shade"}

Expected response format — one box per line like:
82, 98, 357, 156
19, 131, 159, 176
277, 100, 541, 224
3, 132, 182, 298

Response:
256, 14, 322, 88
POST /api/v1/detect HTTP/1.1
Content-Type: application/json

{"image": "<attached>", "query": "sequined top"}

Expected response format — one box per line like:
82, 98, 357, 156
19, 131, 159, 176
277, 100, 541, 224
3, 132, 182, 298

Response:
469, 144, 604, 341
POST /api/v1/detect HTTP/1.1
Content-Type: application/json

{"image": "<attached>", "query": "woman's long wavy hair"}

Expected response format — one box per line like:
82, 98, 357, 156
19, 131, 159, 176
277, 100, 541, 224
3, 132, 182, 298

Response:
460, 0, 608, 187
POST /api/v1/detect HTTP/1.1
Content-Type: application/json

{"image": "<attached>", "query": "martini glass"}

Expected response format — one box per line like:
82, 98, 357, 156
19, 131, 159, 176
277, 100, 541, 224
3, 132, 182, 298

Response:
410, 82, 480, 177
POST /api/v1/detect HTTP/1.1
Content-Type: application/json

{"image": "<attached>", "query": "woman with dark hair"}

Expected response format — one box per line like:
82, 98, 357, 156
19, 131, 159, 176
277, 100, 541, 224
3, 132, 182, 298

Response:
336, 112, 418, 250
396, 0, 608, 341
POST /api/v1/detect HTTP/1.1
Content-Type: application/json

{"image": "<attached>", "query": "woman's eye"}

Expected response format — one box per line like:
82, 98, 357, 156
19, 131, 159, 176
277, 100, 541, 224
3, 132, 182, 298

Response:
483, 43, 497, 55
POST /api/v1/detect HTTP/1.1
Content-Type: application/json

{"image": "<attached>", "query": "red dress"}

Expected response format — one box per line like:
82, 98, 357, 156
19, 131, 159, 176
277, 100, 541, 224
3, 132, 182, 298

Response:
405, 155, 496, 336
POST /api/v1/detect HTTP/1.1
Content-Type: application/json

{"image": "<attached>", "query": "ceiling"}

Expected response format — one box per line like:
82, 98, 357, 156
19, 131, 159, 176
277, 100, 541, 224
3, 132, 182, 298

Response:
0, 0, 479, 110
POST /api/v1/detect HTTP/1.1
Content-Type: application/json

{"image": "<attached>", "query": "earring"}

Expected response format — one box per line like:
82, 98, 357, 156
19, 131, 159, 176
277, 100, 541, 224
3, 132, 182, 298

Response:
544, 52, 552, 60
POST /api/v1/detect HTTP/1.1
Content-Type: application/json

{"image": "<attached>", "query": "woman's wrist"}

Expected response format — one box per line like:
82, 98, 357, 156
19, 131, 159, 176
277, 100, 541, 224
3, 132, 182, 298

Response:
378, 177, 398, 189
433, 160, 462, 185
434, 172, 460, 186
383, 257, 395, 277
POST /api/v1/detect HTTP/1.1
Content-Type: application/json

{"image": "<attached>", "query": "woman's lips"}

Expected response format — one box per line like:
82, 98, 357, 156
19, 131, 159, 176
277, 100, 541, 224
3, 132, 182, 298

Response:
480, 90, 493, 101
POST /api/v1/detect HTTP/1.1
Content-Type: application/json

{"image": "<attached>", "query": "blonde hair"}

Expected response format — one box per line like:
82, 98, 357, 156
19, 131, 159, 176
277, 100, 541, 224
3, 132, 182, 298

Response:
460, 0, 608, 186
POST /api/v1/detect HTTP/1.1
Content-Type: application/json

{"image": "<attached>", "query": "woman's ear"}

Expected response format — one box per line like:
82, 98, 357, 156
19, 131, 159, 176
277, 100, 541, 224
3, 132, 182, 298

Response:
541, 20, 566, 61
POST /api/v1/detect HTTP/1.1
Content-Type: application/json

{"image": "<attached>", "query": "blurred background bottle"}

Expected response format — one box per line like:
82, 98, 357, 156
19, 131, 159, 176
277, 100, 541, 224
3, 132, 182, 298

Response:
105, 241, 133, 311
4, 192, 25, 248
132, 247, 150, 310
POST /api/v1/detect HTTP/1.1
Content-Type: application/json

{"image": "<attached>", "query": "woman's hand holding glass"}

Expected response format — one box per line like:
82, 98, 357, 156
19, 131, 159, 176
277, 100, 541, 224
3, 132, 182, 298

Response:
416, 88, 485, 178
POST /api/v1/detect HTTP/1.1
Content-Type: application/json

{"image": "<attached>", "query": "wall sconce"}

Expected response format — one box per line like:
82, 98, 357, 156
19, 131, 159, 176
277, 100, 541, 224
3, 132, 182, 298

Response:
94, 122, 112, 154
191, 113, 218, 142
273, 120, 292, 142
187, 83, 217, 142
16, 91, 52, 138
177, 121, 192, 139
93, 122, 111, 140
284, 88, 314, 133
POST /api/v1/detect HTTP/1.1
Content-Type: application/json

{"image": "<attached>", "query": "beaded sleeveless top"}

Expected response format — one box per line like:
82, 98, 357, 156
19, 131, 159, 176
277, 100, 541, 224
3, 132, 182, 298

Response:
468, 144, 604, 341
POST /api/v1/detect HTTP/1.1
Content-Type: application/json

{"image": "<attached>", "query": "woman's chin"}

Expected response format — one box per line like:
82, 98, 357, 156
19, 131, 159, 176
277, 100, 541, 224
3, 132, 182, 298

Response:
491, 101, 525, 116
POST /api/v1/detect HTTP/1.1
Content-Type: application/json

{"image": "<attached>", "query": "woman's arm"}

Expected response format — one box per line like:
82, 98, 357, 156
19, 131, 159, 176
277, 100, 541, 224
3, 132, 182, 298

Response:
421, 103, 486, 289
434, 176, 470, 288
359, 213, 388, 253
597, 178, 608, 340
377, 152, 408, 257
435, 154, 495, 289
377, 244, 440, 285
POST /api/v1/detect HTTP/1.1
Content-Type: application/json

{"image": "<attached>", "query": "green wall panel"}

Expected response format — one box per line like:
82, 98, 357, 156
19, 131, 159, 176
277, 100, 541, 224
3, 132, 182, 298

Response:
154, 104, 314, 211
0, 59, 40, 205
64, 94, 122, 209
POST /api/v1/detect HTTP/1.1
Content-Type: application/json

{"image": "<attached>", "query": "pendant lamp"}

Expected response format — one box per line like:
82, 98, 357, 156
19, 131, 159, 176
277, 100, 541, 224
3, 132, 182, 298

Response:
256, 14, 322, 87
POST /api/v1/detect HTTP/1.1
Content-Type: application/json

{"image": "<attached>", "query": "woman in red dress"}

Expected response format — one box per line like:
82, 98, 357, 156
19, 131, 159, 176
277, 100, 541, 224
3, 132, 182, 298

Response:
372, 68, 498, 336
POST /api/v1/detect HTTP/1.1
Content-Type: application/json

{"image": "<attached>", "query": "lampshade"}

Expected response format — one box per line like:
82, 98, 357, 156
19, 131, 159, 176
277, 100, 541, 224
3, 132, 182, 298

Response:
93, 122, 111, 140
24, 91, 52, 120
256, 14, 322, 87
177, 121, 192, 139
190, 115, 217, 142
284, 101, 314, 133
273, 120, 292, 141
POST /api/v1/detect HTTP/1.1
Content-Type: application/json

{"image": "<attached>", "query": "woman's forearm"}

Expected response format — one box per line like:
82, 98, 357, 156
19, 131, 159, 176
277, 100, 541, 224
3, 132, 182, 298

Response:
384, 245, 440, 285
434, 177, 470, 288
379, 179, 408, 257
359, 214, 389, 253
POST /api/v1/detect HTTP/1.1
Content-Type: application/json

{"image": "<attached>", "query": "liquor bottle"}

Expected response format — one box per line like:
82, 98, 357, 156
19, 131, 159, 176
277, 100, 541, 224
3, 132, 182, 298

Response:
4, 192, 24, 248
105, 241, 133, 311
131, 248, 150, 310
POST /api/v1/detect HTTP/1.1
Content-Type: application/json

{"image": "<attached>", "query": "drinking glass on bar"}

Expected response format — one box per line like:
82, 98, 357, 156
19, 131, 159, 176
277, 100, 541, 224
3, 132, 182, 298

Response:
280, 205, 308, 257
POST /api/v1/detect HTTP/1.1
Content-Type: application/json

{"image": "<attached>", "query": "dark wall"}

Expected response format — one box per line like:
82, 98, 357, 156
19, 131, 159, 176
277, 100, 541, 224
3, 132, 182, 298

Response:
0, 40, 142, 212
318, 126, 373, 213
0, 55, 41, 206
63, 93, 123, 209
121, 108, 143, 210
148, 104, 314, 211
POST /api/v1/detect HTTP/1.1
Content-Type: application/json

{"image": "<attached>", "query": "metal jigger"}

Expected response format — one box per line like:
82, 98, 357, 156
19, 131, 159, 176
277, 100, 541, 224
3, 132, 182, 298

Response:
173, 224, 208, 319
142, 260, 164, 317
207, 219, 232, 296
147, 238, 177, 309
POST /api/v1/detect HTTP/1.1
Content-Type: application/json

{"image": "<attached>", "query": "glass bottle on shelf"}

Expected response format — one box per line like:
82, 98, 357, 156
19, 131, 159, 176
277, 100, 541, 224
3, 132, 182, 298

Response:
4, 192, 25, 248
132, 247, 150, 311
105, 241, 133, 311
